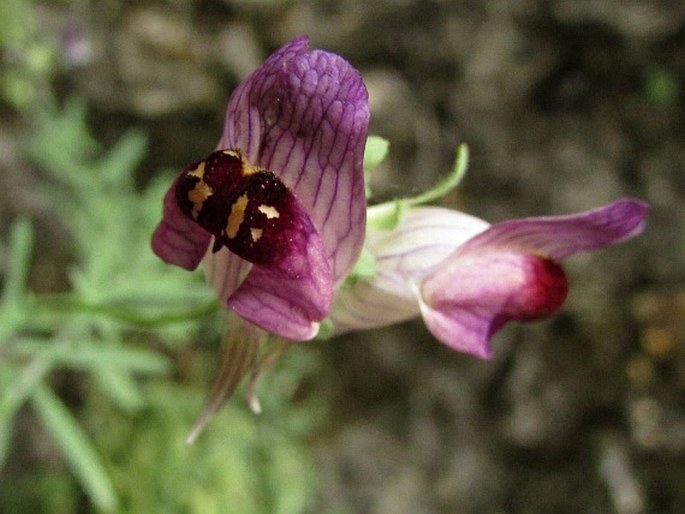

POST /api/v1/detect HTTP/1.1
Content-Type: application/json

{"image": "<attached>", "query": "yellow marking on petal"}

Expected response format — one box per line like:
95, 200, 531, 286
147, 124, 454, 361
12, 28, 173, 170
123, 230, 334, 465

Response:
222, 149, 260, 176
188, 180, 214, 219
185, 162, 214, 218
242, 161, 260, 176
250, 228, 263, 242
258, 204, 280, 219
226, 194, 249, 239
187, 161, 206, 179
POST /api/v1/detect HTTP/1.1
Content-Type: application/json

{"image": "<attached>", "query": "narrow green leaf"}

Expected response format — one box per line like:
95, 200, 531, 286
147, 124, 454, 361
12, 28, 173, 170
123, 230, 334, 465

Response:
97, 129, 147, 188
31, 293, 218, 328
0, 358, 51, 468
16, 339, 170, 375
93, 367, 145, 412
31, 384, 118, 512
1, 217, 33, 306
0, 359, 49, 422
0, 359, 51, 467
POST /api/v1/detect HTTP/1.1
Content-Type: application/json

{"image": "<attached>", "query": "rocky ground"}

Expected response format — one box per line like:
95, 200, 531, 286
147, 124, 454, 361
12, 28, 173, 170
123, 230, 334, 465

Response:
3, 1, 685, 513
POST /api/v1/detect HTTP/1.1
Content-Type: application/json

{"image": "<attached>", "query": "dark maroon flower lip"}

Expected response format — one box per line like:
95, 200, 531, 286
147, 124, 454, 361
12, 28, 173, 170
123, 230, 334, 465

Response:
175, 149, 310, 267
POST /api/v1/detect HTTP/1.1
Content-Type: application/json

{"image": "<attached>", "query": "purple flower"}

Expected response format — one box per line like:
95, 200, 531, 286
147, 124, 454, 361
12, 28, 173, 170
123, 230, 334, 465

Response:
330, 199, 649, 358
151, 37, 369, 340
149, 36, 649, 440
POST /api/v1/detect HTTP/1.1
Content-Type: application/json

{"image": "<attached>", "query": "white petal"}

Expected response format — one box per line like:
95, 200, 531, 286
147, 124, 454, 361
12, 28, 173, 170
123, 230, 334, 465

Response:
329, 206, 489, 334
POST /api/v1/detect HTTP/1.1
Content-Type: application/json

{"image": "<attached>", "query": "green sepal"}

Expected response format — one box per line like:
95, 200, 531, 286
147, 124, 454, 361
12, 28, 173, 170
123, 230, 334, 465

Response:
315, 318, 335, 340
319, 143, 470, 342
335, 246, 378, 294
349, 247, 376, 282
367, 199, 408, 231
363, 135, 390, 198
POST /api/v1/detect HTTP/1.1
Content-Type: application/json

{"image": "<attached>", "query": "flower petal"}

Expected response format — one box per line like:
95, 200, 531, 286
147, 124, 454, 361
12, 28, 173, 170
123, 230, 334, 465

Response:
151, 178, 211, 270
419, 199, 647, 358
460, 199, 649, 259
367, 206, 490, 276
328, 279, 420, 334
420, 251, 568, 358
329, 207, 489, 333
226, 191, 333, 340
202, 244, 251, 305
219, 36, 369, 285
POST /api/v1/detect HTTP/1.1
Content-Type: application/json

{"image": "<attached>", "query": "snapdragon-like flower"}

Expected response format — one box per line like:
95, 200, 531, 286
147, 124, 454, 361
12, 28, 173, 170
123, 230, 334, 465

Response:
330, 197, 649, 359
150, 36, 649, 440
152, 36, 368, 339
151, 37, 369, 439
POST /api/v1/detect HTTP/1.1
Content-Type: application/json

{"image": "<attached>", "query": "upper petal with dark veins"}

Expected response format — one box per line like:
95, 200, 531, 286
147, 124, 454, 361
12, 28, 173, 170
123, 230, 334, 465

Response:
219, 36, 369, 286
459, 199, 649, 259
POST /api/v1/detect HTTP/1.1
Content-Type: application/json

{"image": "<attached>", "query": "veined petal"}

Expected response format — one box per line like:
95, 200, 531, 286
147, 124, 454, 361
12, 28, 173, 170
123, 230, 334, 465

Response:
227, 191, 333, 340
328, 279, 420, 334
182, 149, 333, 331
420, 251, 568, 358
172, 147, 334, 338
330, 207, 489, 333
460, 199, 649, 259
332, 199, 647, 356
202, 244, 252, 305
367, 206, 490, 277
220, 36, 369, 285
418, 199, 647, 358
151, 177, 211, 270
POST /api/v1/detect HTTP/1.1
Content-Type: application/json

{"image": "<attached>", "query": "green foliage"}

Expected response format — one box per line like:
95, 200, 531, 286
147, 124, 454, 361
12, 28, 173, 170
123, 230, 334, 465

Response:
0, 0, 57, 109
89, 349, 326, 514
28, 98, 218, 333
31, 384, 119, 511
0, 98, 326, 512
